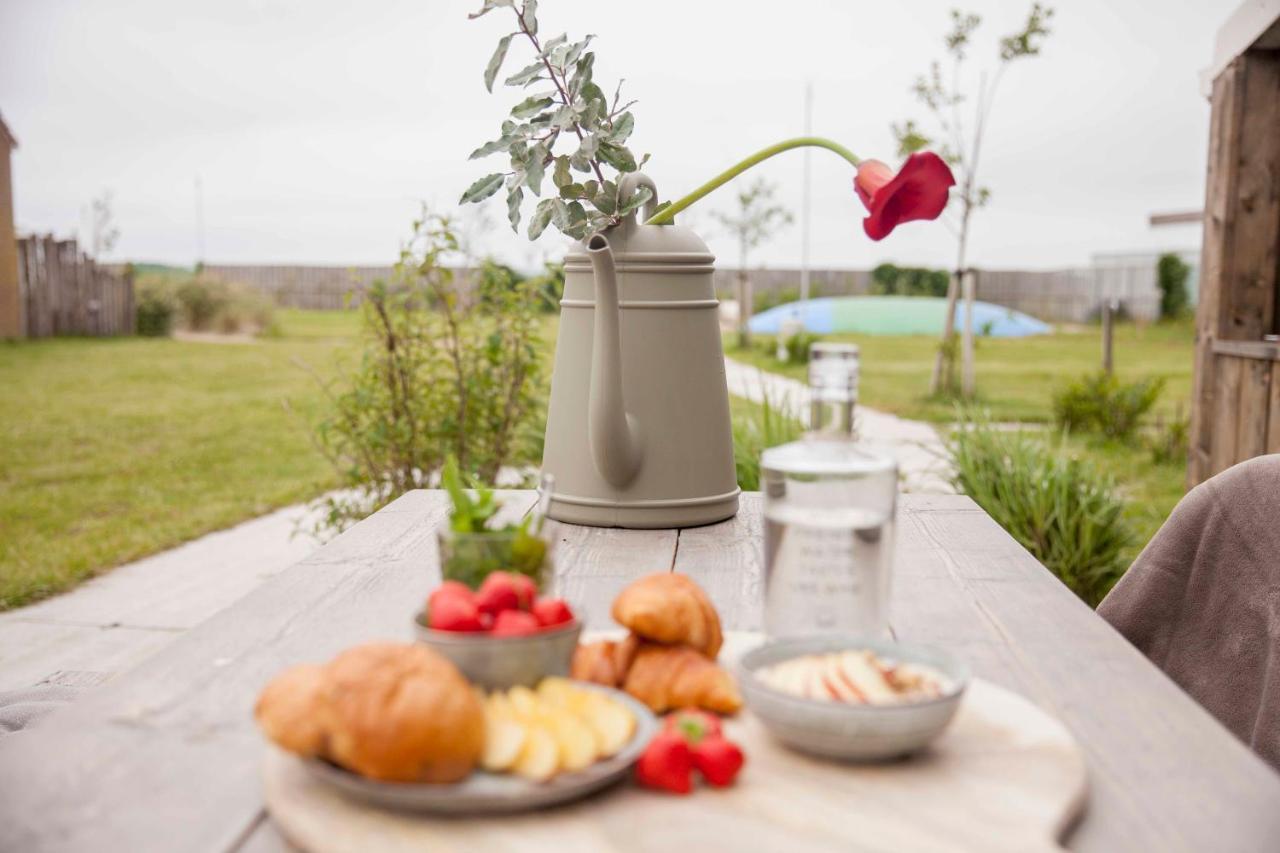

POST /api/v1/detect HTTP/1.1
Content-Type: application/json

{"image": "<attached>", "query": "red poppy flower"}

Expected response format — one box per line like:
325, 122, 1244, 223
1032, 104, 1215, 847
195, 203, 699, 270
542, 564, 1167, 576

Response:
853, 152, 956, 241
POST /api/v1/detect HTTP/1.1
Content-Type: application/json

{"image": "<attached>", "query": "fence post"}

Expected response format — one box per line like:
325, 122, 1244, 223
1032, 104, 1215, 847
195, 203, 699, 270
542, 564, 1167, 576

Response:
1102, 298, 1116, 375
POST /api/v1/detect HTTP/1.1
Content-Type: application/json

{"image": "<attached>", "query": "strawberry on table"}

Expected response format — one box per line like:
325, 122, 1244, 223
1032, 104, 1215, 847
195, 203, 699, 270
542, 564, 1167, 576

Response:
428, 580, 473, 609
635, 731, 694, 794
531, 597, 574, 628
428, 594, 484, 632
663, 708, 723, 744
692, 736, 744, 787
490, 609, 541, 637
476, 572, 521, 617
509, 572, 538, 610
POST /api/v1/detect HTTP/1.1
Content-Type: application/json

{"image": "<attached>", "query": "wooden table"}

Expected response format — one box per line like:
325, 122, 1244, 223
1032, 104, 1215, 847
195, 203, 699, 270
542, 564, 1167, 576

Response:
2, 491, 1279, 852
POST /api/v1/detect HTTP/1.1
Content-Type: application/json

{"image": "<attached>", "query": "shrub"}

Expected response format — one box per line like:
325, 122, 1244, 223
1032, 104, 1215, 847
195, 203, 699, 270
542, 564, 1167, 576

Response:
946, 416, 1131, 606
871, 262, 950, 298
175, 277, 227, 330
782, 331, 821, 365
1156, 253, 1190, 320
754, 284, 822, 315
1147, 407, 1190, 465
306, 211, 546, 536
525, 262, 565, 313
1052, 372, 1164, 441
732, 387, 804, 491
134, 273, 176, 337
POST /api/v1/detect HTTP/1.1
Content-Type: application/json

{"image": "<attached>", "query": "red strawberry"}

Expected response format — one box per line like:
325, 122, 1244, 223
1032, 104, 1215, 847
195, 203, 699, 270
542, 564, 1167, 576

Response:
663, 708, 723, 744
476, 573, 520, 617
428, 580, 473, 610
428, 594, 484, 632
531, 597, 574, 629
635, 731, 694, 794
490, 609, 541, 637
691, 736, 744, 787
510, 573, 538, 610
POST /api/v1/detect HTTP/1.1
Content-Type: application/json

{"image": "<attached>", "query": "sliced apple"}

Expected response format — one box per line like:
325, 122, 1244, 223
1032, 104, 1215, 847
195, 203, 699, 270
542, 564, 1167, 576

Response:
583, 694, 635, 757
481, 714, 527, 772
513, 724, 559, 782
507, 685, 541, 719
547, 712, 598, 771
821, 654, 864, 702
839, 650, 898, 703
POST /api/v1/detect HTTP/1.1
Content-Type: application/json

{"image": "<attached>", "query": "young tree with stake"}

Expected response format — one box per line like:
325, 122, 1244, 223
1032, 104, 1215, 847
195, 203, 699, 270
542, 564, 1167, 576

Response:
893, 4, 1053, 397
711, 179, 793, 349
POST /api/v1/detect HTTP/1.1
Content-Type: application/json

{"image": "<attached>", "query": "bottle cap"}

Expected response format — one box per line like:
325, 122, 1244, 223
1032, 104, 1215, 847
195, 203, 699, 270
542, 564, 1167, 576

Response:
808, 342, 859, 404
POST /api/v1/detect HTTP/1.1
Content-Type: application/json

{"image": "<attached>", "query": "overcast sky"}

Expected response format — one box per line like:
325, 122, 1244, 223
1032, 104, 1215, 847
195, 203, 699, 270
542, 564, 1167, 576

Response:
0, 0, 1220, 272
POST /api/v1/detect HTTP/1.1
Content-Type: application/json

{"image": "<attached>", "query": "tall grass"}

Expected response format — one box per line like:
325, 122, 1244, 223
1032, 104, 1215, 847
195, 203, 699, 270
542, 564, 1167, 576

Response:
732, 383, 805, 491
946, 415, 1132, 607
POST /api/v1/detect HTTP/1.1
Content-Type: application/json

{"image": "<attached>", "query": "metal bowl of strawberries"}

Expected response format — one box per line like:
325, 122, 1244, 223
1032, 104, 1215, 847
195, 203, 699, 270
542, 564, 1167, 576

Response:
415, 571, 582, 690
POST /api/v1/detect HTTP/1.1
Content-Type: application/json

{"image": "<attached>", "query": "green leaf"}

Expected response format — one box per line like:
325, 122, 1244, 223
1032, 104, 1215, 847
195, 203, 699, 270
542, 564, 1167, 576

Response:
538, 33, 567, 58
528, 198, 556, 239
507, 187, 524, 232
608, 111, 634, 143
562, 36, 594, 68
552, 156, 572, 188
559, 182, 585, 199
521, 0, 537, 35
593, 180, 617, 214
568, 52, 595, 98
511, 95, 554, 118
597, 141, 636, 172
484, 34, 514, 93
459, 173, 506, 204
525, 143, 548, 196
468, 0, 515, 20
618, 185, 653, 216
468, 135, 518, 160
504, 60, 545, 87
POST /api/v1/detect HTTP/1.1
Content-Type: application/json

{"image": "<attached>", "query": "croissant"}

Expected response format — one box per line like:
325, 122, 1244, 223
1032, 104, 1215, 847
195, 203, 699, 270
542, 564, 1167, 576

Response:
611, 573, 723, 658
254, 663, 331, 757
571, 634, 641, 687
622, 643, 742, 715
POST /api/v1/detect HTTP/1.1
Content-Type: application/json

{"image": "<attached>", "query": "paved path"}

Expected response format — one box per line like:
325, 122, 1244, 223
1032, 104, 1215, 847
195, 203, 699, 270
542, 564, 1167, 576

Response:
723, 357, 953, 494
0, 503, 324, 692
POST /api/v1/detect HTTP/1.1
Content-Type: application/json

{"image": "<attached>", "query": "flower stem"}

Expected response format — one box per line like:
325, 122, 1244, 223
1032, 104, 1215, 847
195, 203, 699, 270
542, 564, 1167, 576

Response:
643, 137, 861, 225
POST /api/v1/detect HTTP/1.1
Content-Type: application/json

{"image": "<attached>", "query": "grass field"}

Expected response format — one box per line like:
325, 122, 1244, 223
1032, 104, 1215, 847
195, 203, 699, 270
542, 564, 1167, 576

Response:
727, 319, 1196, 424
729, 320, 1195, 569
0, 310, 361, 610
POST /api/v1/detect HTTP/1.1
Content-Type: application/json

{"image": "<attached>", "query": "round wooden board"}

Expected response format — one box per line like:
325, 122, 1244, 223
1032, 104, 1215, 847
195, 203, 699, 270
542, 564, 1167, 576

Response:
263, 677, 1086, 853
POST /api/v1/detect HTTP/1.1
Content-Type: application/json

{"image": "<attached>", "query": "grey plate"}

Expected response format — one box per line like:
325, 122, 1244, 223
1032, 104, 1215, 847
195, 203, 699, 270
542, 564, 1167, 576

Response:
301, 684, 657, 814
738, 635, 970, 761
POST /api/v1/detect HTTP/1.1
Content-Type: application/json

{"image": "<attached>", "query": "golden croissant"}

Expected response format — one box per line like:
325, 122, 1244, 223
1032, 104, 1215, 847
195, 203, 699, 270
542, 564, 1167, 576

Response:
623, 643, 743, 715
611, 572, 723, 658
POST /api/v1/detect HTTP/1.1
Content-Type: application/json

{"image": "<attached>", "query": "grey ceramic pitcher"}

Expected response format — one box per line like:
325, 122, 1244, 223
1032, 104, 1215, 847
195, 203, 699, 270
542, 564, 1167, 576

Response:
541, 173, 739, 528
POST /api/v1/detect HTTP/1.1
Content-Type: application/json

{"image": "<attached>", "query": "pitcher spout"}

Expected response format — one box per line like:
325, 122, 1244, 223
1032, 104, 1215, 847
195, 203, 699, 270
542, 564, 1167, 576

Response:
585, 233, 643, 489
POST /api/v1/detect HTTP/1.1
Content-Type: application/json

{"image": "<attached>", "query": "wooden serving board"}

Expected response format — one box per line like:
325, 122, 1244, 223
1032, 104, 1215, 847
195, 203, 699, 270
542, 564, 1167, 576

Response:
263, 676, 1086, 852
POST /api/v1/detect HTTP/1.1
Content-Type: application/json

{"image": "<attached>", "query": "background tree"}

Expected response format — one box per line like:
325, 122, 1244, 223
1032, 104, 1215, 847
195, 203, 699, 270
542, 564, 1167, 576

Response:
711, 178, 793, 349
89, 190, 119, 258
894, 4, 1053, 397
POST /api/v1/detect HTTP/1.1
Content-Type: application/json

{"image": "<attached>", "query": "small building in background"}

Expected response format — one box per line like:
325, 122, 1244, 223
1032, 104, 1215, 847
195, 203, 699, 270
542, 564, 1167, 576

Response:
0, 112, 19, 338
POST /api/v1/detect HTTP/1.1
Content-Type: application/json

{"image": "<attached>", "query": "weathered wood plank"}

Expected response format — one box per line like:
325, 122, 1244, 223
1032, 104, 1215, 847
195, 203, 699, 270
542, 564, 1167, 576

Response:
892, 501, 1280, 852
1268, 360, 1280, 452
1235, 356, 1272, 459
673, 493, 763, 631
0, 492, 466, 853
1189, 59, 1244, 485
552, 523, 678, 631
1210, 356, 1244, 475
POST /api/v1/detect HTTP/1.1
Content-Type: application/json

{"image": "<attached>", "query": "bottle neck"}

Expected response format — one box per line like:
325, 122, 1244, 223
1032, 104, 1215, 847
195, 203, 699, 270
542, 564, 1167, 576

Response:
809, 397, 856, 436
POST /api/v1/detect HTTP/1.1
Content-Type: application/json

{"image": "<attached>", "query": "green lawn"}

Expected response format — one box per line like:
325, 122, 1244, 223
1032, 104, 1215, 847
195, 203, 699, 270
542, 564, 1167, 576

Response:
0, 310, 361, 610
727, 319, 1196, 424
729, 320, 1195, 572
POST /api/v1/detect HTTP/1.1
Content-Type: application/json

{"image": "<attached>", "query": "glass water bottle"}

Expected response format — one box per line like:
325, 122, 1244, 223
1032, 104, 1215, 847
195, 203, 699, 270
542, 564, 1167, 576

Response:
761, 343, 899, 638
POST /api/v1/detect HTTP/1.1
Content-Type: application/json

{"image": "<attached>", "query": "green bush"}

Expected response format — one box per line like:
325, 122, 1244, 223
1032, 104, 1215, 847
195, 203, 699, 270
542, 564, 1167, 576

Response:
307, 211, 546, 536
175, 277, 227, 330
526, 262, 565, 313
1052, 372, 1164, 441
946, 416, 1131, 606
871, 262, 950, 297
1156, 253, 1190, 320
783, 331, 821, 365
754, 284, 822, 315
1147, 408, 1190, 465
732, 390, 804, 491
134, 273, 176, 337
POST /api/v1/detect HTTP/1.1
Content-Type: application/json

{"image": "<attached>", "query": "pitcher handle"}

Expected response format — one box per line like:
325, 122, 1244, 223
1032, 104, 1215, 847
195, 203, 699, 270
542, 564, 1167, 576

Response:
618, 173, 661, 223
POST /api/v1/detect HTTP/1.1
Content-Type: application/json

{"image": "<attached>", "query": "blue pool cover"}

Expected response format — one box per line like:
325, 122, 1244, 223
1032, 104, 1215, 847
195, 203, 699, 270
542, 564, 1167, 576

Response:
748, 295, 1052, 338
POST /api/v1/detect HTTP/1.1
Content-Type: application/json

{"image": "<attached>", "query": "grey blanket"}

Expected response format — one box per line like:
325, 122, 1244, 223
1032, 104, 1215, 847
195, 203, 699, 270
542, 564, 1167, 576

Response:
1098, 453, 1280, 770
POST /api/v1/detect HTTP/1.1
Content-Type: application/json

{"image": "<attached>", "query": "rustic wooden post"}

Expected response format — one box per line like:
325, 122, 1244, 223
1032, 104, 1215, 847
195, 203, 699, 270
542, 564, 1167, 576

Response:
737, 269, 752, 349
1102, 299, 1115, 375
0, 117, 20, 338
1188, 45, 1280, 486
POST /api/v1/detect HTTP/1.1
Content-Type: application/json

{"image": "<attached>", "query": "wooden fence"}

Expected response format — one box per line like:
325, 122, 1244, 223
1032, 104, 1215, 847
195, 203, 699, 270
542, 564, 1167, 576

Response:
16, 236, 134, 337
